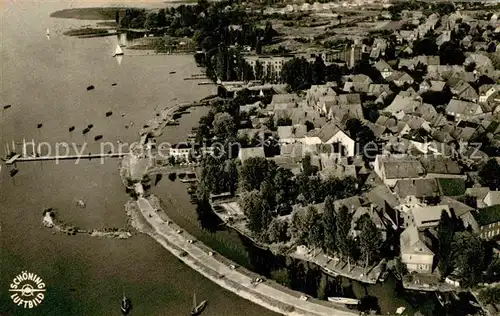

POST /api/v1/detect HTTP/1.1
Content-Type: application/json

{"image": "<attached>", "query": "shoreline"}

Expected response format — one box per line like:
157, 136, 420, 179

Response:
127, 194, 358, 316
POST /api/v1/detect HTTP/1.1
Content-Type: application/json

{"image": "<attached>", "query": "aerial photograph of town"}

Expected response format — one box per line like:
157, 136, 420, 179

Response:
2, 0, 500, 315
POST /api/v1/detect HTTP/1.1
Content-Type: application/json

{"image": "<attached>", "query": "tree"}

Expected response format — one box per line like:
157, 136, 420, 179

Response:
452, 231, 485, 287
336, 206, 354, 262
289, 206, 319, 245
144, 12, 158, 29
157, 9, 167, 27
345, 118, 377, 159
266, 218, 289, 243
213, 112, 236, 140
274, 167, 296, 215
479, 287, 500, 305
322, 196, 337, 255
307, 209, 324, 248
302, 154, 318, 176
240, 190, 271, 235
437, 210, 454, 276
317, 276, 328, 300
413, 38, 438, 56
439, 41, 466, 65
281, 57, 312, 91
358, 215, 382, 271
239, 157, 276, 191
479, 159, 500, 190
255, 60, 264, 80
312, 56, 325, 84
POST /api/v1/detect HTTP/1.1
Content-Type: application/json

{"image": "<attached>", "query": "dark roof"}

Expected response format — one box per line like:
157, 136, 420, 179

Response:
395, 178, 441, 198
419, 156, 461, 175
474, 205, 500, 226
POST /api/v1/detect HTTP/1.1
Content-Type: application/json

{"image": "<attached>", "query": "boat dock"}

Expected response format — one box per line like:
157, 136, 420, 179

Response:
5, 152, 126, 165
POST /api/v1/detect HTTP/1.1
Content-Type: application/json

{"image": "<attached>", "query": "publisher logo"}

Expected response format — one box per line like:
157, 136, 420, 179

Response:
9, 271, 46, 308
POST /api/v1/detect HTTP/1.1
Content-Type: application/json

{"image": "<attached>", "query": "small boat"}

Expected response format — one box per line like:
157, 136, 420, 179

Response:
327, 297, 360, 305
3, 105, 11, 109
10, 168, 18, 177
395, 307, 406, 315
46, 28, 50, 36
169, 71, 176, 74
436, 292, 445, 306
121, 288, 130, 315
114, 44, 124, 57
106, 111, 113, 117
88, 124, 93, 129
94, 135, 103, 141
87, 85, 95, 91
37, 123, 43, 128
69, 126, 75, 132
191, 292, 207, 316
112, 83, 117, 86
76, 200, 86, 208
121, 113, 125, 117
83, 128, 90, 135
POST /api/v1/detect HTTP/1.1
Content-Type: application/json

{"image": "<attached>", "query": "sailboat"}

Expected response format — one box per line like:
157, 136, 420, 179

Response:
113, 44, 124, 57
191, 292, 207, 316
120, 288, 130, 315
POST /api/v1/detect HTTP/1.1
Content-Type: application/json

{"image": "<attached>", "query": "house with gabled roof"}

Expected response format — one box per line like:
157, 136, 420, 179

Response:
374, 60, 394, 79
400, 225, 434, 273
466, 205, 500, 240
306, 84, 337, 110
387, 71, 415, 87
381, 91, 422, 120
403, 203, 451, 230
448, 79, 478, 102
373, 154, 426, 187
304, 121, 355, 157
277, 124, 307, 144
445, 99, 483, 122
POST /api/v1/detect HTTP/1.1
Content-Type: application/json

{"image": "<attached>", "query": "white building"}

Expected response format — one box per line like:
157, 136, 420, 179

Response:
400, 225, 434, 273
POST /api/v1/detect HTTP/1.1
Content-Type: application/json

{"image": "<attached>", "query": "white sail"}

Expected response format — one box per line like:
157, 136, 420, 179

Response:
114, 45, 124, 56
46, 28, 50, 35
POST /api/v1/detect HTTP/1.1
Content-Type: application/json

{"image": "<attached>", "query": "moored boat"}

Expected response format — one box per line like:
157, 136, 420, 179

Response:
121, 288, 130, 315
191, 292, 207, 316
327, 297, 360, 305
114, 44, 124, 57
106, 111, 113, 117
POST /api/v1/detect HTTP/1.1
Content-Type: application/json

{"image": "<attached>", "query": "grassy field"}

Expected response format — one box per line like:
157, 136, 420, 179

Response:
63, 28, 110, 37
50, 7, 120, 20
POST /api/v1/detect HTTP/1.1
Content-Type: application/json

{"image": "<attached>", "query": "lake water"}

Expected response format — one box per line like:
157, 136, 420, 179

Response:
0, 2, 278, 315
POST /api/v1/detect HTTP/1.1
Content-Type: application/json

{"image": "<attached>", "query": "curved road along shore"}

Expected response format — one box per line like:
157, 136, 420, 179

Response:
135, 196, 358, 316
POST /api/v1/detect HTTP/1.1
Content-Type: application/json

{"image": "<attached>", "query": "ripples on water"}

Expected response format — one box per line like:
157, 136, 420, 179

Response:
0, 2, 278, 315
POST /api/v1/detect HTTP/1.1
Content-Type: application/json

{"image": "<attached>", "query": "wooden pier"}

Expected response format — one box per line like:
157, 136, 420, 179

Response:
5, 152, 126, 165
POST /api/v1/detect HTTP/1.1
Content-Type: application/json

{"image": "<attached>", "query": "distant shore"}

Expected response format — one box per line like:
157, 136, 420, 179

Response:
50, 7, 120, 20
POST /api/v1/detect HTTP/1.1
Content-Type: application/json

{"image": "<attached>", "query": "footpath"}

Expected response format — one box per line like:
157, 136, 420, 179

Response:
131, 193, 358, 316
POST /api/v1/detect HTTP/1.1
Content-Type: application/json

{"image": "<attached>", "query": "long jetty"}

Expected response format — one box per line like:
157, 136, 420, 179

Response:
5, 152, 126, 165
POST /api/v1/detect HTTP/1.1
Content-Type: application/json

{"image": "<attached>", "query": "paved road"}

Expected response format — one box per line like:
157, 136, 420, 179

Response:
136, 197, 358, 316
